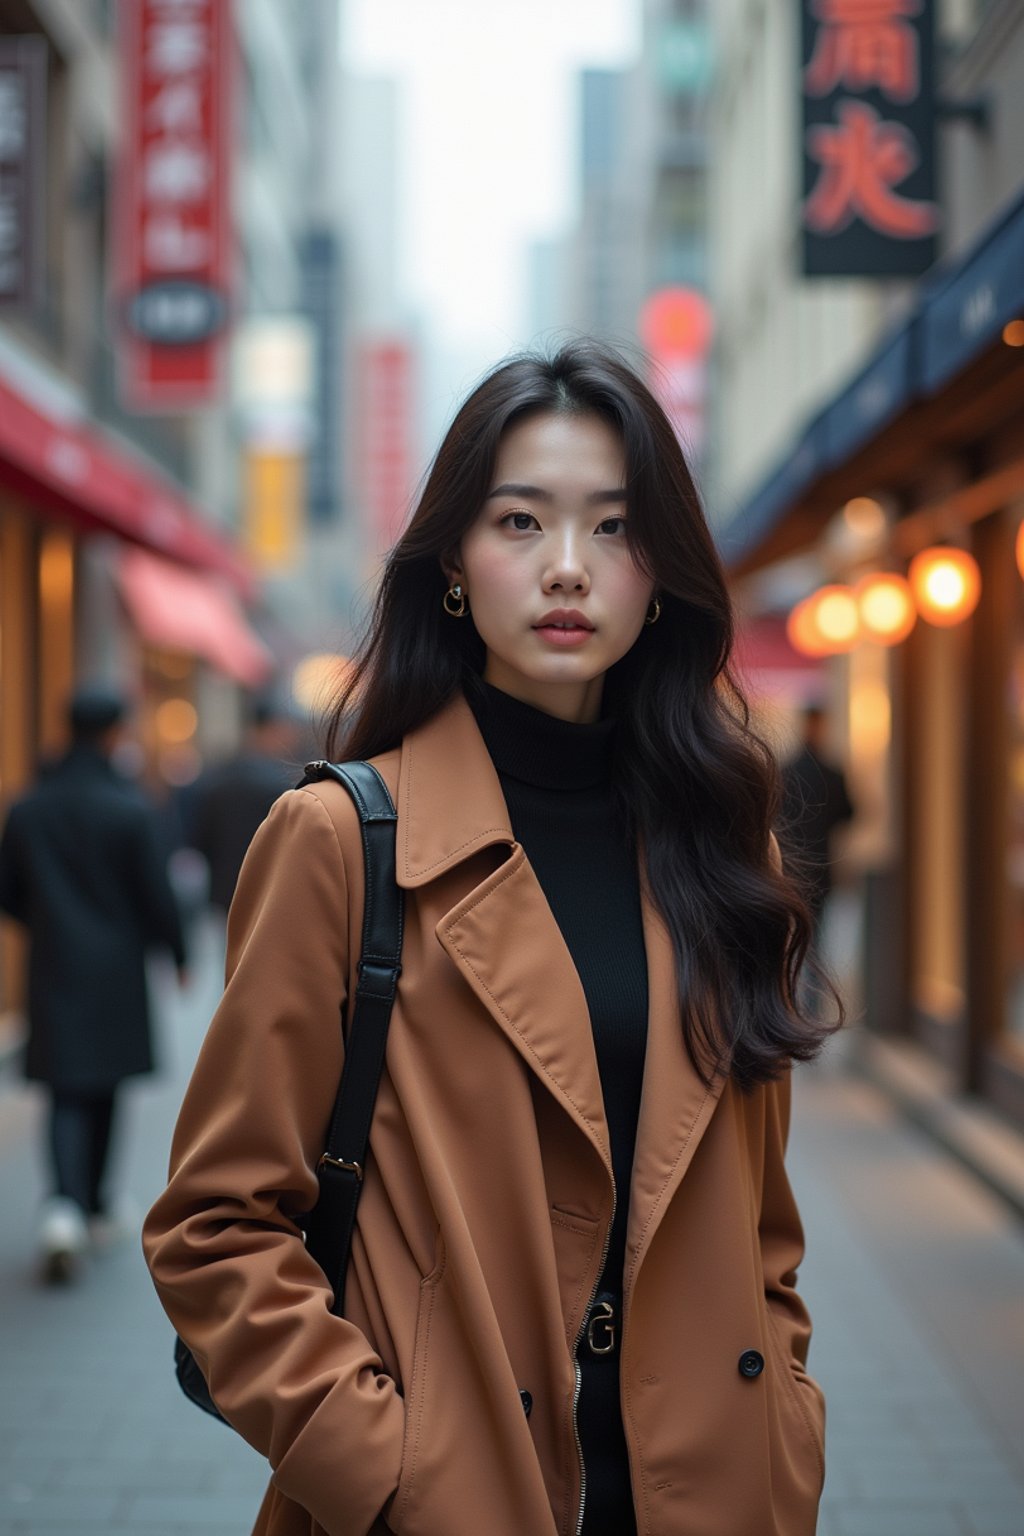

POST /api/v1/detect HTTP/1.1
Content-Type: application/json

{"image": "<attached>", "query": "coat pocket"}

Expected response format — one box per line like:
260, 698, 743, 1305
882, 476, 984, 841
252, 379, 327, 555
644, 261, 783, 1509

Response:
763, 1306, 826, 1489
389, 1234, 448, 1533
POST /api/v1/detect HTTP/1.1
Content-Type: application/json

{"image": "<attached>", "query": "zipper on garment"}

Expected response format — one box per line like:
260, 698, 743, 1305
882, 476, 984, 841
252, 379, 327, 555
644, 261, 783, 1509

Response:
571, 1182, 616, 1536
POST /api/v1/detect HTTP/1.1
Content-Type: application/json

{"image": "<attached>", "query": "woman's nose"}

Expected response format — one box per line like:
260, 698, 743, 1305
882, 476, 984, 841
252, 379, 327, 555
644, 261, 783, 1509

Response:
543, 537, 591, 593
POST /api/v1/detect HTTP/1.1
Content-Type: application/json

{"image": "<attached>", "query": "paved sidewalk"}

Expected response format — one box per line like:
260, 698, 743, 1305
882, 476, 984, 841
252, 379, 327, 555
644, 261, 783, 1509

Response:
0, 920, 267, 1536
793, 1041, 1024, 1536
0, 921, 1022, 1536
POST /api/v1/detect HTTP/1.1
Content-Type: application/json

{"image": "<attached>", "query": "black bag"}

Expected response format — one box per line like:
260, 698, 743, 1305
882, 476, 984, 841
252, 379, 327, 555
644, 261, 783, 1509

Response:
173, 760, 403, 1423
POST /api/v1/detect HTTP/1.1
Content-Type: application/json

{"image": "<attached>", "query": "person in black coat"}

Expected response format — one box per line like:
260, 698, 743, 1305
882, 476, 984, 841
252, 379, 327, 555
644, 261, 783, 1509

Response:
779, 704, 855, 933
187, 695, 301, 914
0, 685, 187, 1281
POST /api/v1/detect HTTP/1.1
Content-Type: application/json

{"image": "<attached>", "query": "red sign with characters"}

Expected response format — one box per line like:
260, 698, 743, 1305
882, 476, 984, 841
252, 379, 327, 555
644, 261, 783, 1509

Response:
113, 0, 234, 409
801, 0, 938, 277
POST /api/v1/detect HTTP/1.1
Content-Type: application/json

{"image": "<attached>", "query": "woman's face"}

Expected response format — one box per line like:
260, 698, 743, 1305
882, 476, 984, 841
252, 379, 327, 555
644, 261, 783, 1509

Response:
447, 411, 655, 724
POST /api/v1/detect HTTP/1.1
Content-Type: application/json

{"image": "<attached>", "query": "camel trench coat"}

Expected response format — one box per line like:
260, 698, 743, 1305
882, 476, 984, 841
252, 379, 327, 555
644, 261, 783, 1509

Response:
143, 694, 825, 1536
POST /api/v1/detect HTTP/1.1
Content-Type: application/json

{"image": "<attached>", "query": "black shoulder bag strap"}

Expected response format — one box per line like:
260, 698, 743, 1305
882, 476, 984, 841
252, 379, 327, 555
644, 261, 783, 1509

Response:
297, 759, 404, 1313
173, 758, 402, 1421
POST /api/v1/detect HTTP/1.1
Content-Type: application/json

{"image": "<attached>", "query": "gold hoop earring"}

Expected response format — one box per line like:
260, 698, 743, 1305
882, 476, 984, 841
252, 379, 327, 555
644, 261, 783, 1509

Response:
443, 583, 468, 618
645, 596, 662, 626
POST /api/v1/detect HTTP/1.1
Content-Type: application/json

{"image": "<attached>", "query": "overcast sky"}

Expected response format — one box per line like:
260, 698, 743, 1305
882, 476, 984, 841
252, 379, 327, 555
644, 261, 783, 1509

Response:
342, 0, 641, 413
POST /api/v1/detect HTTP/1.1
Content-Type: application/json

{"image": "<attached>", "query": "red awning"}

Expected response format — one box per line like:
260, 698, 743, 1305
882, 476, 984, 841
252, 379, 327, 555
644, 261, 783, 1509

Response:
116, 547, 274, 687
733, 615, 823, 704
0, 364, 254, 598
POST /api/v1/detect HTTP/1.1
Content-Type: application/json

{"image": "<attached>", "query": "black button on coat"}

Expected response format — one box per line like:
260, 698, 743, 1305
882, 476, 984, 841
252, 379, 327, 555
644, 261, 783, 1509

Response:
0, 745, 186, 1093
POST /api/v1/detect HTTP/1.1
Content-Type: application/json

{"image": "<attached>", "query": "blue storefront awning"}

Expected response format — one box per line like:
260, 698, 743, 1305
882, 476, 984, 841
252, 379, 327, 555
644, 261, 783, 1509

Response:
818, 320, 916, 470
716, 423, 822, 566
720, 183, 1024, 569
919, 193, 1024, 393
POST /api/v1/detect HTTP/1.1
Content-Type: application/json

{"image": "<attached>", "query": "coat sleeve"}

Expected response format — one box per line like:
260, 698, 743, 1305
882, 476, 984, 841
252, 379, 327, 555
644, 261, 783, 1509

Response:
757, 1070, 826, 1439
142, 788, 405, 1536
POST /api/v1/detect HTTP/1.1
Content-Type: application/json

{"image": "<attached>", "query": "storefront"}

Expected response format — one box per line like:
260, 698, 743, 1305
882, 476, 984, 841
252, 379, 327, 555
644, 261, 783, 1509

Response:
722, 186, 1024, 1130
0, 349, 270, 1025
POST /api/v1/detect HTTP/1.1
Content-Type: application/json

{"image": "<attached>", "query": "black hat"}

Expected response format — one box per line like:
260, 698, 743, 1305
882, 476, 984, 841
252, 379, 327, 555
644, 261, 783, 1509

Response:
68, 684, 128, 736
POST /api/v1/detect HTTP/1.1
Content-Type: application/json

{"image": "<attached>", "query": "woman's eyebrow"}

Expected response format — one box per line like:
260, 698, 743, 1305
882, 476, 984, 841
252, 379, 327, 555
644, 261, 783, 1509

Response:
486, 481, 551, 501
486, 482, 627, 504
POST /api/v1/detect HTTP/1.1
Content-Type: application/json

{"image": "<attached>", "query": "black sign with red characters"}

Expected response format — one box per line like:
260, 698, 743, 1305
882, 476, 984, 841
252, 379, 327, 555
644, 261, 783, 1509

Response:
801, 0, 939, 277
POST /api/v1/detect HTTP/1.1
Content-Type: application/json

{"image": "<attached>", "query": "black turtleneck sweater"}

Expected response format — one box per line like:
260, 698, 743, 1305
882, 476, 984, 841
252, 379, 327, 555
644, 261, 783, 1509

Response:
470, 681, 647, 1536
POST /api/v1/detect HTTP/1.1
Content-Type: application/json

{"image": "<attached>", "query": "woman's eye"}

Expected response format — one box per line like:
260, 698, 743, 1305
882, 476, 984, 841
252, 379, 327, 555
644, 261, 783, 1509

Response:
596, 516, 627, 535
501, 509, 538, 531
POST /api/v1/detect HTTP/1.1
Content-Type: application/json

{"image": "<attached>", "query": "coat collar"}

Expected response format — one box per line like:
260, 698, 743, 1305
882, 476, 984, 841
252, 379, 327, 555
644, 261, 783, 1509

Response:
395, 692, 514, 888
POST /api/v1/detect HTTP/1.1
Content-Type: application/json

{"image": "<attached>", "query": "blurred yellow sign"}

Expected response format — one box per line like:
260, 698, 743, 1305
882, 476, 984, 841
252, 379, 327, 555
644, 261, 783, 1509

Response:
244, 447, 305, 569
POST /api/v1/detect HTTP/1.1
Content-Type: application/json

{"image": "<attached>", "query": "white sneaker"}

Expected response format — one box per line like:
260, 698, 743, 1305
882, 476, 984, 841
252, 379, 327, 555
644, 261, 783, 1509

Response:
38, 1197, 88, 1284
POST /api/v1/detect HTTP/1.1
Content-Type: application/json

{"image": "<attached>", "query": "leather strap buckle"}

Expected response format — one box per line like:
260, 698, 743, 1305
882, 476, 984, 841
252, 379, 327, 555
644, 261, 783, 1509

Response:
586, 1298, 616, 1356
318, 1154, 363, 1182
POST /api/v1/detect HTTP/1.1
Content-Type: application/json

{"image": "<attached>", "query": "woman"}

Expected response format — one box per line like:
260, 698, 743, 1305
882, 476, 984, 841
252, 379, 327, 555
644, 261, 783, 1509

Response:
144, 341, 835, 1536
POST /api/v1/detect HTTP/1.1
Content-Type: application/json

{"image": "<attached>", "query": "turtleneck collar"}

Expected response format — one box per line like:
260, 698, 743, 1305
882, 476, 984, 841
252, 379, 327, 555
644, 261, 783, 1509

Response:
468, 680, 615, 791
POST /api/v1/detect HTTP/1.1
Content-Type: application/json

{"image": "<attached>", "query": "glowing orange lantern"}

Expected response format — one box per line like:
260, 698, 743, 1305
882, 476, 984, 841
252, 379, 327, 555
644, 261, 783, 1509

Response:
908, 546, 981, 627
786, 585, 860, 657
787, 597, 822, 658
1015, 519, 1024, 581
854, 571, 917, 645
786, 595, 830, 658
813, 584, 860, 652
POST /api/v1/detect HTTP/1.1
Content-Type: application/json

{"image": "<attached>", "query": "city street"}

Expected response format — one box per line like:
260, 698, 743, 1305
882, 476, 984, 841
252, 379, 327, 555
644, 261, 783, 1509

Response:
1, 919, 1023, 1536
3, 2, 1024, 1534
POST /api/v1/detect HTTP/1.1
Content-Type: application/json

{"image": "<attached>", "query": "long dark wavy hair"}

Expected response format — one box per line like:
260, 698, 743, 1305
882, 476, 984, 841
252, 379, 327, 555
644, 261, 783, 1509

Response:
324, 340, 840, 1090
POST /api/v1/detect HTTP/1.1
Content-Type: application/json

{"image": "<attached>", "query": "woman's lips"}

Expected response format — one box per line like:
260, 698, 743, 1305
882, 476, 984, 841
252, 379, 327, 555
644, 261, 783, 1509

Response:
533, 624, 594, 647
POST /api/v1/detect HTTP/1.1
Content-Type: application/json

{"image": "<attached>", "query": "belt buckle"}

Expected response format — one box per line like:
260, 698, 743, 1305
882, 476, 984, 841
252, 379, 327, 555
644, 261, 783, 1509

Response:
586, 1298, 616, 1356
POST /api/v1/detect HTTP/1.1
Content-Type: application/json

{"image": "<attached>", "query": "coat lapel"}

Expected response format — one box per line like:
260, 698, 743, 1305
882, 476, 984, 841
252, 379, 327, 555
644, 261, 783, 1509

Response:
624, 892, 728, 1299
396, 695, 612, 1177
437, 846, 612, 1175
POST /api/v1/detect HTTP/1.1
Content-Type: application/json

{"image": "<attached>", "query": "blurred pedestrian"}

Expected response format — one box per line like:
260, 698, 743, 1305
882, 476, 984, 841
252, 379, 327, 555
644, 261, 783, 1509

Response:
780, 703, 855, 946
0, 685, 187, 1283
145, 343, 834, 1536
187, 694, 301, 914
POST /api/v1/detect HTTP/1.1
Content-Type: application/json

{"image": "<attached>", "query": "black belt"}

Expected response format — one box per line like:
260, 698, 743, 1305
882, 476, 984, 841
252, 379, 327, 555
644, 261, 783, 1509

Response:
584, 1292, 620, 1356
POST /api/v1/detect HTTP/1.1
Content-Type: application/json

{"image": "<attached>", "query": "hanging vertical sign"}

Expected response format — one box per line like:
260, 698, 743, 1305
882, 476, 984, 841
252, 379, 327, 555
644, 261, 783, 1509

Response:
0, 37, 46, 311
801, 0, 939, 277
357, 338, 415, 555
113, 0, 234, 409
302, 228, 343, 525
639, 287, 714, 462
